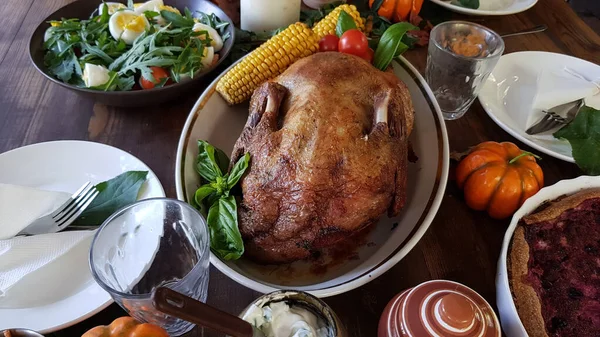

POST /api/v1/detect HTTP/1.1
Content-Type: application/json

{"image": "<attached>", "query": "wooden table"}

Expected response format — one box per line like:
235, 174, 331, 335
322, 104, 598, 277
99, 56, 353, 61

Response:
1, 0, 599, 336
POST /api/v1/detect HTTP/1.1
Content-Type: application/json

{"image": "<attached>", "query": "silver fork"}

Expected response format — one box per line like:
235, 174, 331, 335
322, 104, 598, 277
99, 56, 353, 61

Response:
525, 99, 584, 135
17, 182, 99, 236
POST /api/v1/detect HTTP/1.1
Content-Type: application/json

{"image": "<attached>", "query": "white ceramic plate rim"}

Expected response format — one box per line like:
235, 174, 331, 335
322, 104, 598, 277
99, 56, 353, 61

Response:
495, 175, 600, 335
0, 140, 166, 333
429, 0, 538, 15
477, 51, 600, 163
175, 56, 450, 297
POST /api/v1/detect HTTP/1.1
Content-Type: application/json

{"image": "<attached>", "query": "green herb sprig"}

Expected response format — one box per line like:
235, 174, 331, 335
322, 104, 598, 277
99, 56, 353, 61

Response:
554, 106, 600, 175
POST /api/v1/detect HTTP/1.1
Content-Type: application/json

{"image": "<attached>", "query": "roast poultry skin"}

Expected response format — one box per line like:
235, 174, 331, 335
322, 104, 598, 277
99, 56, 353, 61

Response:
230, 52, 415, 264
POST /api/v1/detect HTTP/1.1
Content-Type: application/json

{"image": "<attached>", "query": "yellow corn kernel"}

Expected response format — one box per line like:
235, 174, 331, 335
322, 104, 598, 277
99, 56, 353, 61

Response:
312, 4, 365, 39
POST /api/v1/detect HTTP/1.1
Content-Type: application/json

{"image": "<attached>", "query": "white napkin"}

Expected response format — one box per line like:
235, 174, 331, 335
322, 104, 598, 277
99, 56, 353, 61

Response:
0, 183, 71, 239
525, 67, 600, 131
0, 231, 94, 301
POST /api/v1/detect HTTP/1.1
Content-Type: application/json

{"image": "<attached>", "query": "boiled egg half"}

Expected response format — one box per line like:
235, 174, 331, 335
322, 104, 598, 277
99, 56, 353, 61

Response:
192, 23, 223, 52
98, 2, 126, 16
109, 10, 150, 44
82, 63, 111, 88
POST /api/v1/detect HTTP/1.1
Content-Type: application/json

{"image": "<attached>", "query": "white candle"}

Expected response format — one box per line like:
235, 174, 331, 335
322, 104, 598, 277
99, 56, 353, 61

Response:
241, 0, 302, 32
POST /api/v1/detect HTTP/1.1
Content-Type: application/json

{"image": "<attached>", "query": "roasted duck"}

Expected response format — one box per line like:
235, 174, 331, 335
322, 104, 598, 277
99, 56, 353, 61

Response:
230, 52, 415, 263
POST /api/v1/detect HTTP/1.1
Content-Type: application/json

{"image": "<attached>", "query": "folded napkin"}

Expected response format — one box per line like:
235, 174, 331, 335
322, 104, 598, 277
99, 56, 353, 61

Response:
0, 184, 94, 306
524, 67, 600, 131
0, 183, 71, 239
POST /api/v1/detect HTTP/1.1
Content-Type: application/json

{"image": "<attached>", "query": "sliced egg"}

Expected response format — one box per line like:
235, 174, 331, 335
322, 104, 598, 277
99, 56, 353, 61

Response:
98, 2, 126, 16
133, 0, 164, 14
201, 46, 215, 67
109, 10, 150, 44
82, 63, 111, 87
192, 23, 223, 52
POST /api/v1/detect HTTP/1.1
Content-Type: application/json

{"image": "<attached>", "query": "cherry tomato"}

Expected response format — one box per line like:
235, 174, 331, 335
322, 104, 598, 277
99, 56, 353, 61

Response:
362, 48, 375, 63
338, 29, 368, 58
139, 66, 170, 90
319, 34, 339, 52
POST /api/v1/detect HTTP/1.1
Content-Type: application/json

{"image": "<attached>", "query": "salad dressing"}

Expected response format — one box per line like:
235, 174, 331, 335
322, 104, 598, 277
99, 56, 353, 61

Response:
245, 301, 329, 337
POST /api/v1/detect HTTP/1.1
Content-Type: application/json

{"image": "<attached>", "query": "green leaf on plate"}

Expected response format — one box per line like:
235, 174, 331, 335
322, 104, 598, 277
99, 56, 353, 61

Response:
196, 140, 230, 182
207, 196, 244, 260
227, 153, 250, 190
554, 106, 600, 175
161, 10, 195, 28
336, 10, 357, 37
373, 22, 417, 71
74, 171, 148, 225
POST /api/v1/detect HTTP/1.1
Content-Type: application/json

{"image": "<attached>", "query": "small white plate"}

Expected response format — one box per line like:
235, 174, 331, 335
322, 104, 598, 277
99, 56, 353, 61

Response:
479, 51, 600, 163
496, 176, 600, 336
430, 0, 537, 16
0, 140, 165, 333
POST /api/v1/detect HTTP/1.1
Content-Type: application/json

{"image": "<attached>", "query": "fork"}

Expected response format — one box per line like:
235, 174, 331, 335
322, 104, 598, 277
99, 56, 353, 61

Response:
525, 99, 584, 135
17, 182, 99, 236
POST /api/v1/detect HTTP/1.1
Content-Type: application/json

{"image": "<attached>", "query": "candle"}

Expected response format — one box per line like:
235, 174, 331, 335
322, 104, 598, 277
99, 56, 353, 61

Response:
240, 0, 302, 32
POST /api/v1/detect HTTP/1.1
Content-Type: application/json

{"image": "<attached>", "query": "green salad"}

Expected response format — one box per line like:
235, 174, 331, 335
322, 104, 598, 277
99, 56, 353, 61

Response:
43, 0, 230, 91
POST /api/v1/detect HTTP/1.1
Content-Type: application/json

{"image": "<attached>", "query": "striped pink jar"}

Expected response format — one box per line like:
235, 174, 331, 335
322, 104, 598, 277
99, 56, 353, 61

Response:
378, 280, 502, 337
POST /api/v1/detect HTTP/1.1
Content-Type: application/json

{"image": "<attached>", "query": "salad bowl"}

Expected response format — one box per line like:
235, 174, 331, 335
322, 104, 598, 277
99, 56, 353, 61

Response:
29, 0, 234, 107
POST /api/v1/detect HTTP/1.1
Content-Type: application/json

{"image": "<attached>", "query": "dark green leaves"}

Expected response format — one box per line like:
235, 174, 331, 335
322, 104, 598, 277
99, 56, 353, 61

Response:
336, 10, 357, 37
457, 0, 480, 9
207, 196, 244, 260
160, 10, 195, 28
554, 106, 600, 175
75, 171, 148, 225
373, 22, 417, 71
194, 140, 250, 260
370, 0, 385, 12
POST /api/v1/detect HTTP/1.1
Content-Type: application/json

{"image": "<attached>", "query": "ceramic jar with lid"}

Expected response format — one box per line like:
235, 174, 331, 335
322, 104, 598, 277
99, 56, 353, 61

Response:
378, 280, 502, 337
240, 0, 301, 32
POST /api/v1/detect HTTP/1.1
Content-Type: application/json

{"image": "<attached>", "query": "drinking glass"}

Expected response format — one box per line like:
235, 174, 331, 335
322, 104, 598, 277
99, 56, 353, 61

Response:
89, 198, 210, 336
426, 21, 505, 120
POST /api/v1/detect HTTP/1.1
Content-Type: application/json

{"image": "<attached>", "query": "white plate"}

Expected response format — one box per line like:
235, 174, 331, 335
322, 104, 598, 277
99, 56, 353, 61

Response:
0, 140, 165, 333
175, 56, 449, 297
496, 176, 600, 336
479, 51, 600, 163
430, 0, 537, 15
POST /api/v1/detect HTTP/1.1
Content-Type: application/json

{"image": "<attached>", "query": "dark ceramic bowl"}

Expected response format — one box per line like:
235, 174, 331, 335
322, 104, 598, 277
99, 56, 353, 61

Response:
29, 0, 234, 107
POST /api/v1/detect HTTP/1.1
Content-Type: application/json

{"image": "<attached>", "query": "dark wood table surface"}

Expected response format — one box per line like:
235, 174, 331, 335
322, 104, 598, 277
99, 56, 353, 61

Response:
1, 0, 599, 336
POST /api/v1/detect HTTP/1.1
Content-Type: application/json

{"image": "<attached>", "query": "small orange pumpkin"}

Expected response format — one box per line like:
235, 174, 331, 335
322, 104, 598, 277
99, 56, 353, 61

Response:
368, 0, 424, 23
82, 317, 169, 337
456, 141, 544, 219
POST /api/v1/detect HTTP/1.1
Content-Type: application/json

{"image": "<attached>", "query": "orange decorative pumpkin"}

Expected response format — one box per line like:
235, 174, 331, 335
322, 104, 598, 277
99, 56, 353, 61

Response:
456, 142, 544, 219
368, 0, 424, 23
82, 317, 169, 337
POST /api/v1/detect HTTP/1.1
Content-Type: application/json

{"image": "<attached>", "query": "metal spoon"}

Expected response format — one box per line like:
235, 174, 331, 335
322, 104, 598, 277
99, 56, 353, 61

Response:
152, 287, 266, 337
501, 25, 547, 38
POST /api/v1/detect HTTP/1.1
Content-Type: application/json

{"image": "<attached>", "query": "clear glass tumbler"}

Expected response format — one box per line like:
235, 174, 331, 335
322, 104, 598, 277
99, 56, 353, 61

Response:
426, 21, 505, 120
89, 198, 210, 336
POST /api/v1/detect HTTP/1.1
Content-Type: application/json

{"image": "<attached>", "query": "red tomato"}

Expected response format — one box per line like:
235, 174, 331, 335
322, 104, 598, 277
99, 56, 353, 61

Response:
319, 34, 339, 52
139, 67, 170, 90
338, 29, 368, 57
362, 48, 375, 63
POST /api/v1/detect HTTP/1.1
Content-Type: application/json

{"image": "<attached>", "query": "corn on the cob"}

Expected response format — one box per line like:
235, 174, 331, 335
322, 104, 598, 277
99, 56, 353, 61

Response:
216, 23, 319, 105
312, 4, 365, 39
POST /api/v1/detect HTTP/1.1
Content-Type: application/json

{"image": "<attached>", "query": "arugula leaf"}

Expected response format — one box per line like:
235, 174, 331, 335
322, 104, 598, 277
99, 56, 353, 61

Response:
456, 0, 480, 9
144, 10, 160, 20
75, 171, 148, 225
207, 196, 244, 260
161, 10, 195, 28
373, 22, 417, 71
196, 140, 230, 182
554, 106, 600, 175
227, 153, 250, 190
127, 0, 134, 10
336, 10, 357, 37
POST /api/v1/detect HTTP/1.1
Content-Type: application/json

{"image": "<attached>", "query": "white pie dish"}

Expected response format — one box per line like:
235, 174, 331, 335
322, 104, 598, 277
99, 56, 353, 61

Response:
496, 175, 600, 336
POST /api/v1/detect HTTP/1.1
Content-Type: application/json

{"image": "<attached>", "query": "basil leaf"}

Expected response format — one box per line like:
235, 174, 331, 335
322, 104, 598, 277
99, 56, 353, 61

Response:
456, 0, 480, 9
195, 184, 216, 206
554, 106, 600, 175
373, 22, 417, 71
207, 196, 244, 260
371, 0, 385, 12
161, 10, 194, 28
196, 140, 230, 182
227, 153, 250, 189
336, 10, 357, 37
74, 171, 148, 225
